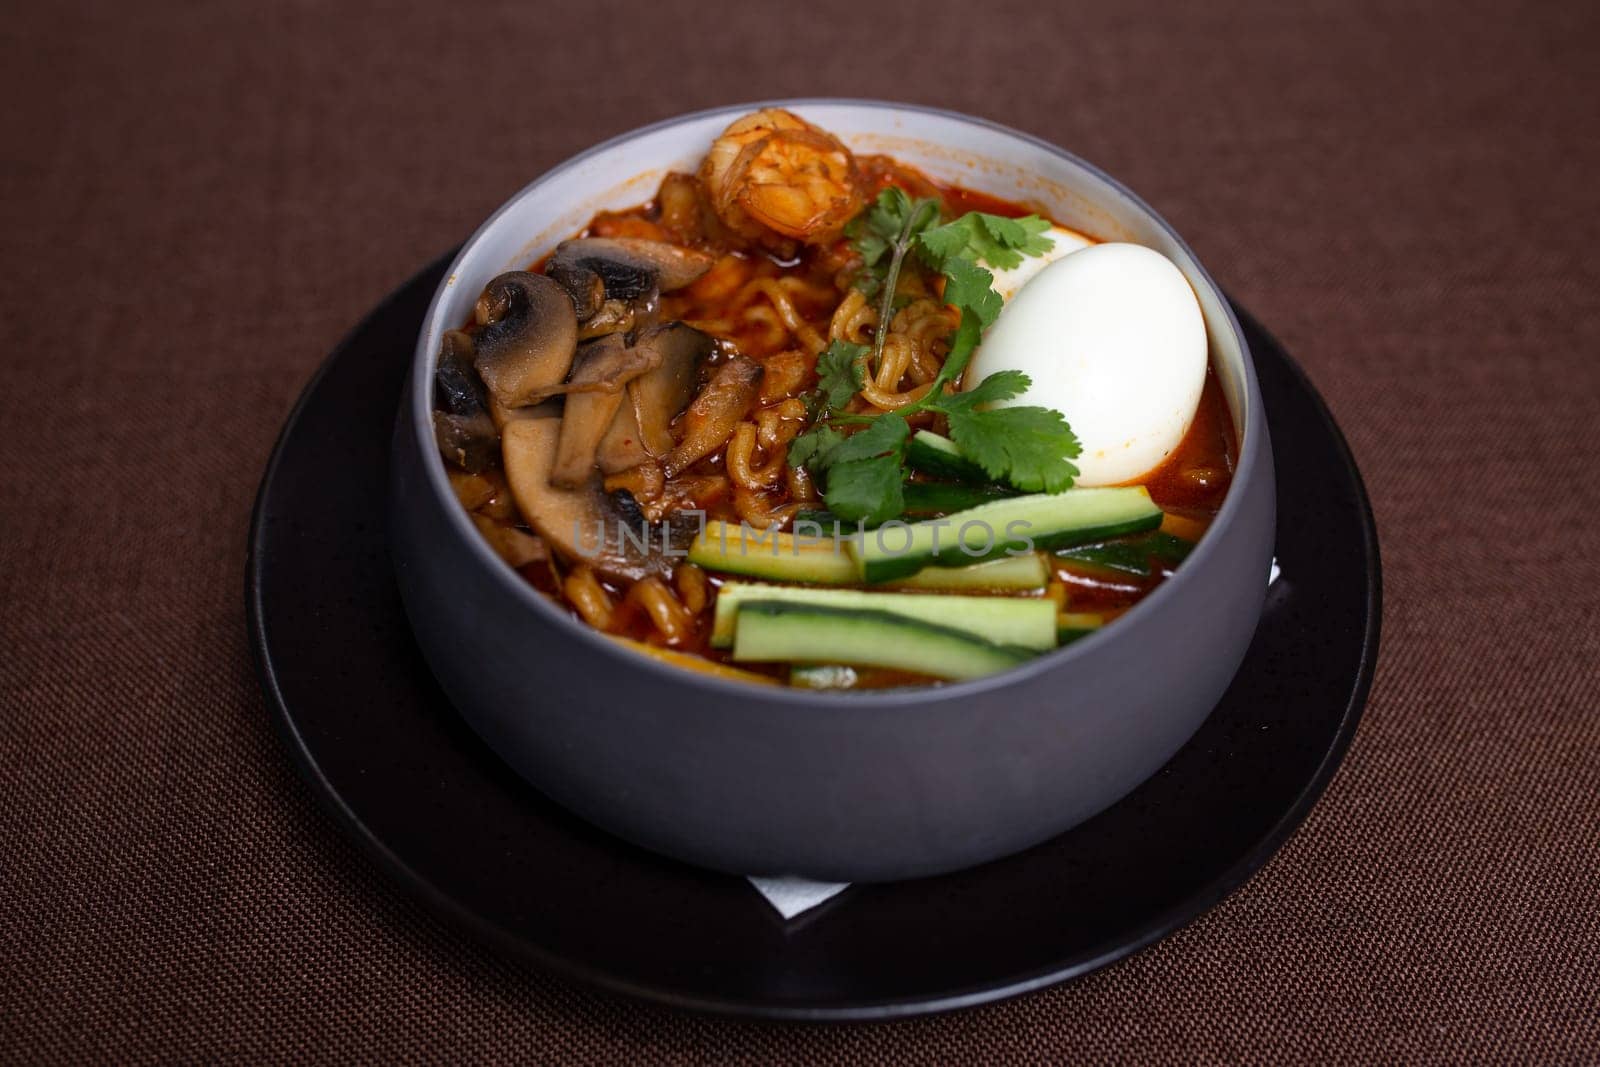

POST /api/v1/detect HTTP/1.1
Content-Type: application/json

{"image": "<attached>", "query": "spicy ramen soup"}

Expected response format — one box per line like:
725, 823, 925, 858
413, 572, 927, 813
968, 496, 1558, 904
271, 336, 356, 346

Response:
430, 109, 1235, 689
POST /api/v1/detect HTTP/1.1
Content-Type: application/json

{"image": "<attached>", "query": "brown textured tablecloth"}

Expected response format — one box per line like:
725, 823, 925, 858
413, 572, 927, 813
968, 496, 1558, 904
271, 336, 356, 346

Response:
3, 0, 1597, 1061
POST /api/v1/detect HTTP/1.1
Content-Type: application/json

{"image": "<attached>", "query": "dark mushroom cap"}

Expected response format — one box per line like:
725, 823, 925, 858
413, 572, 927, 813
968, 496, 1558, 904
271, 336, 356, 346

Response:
432, 410, 498, 473
547, 237, 715, 316
472, 272, 578, 410
562, 270, 607, 322
434, 330, 489, 418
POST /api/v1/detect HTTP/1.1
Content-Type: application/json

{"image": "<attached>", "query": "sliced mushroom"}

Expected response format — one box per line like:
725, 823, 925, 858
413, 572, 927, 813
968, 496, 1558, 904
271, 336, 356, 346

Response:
448, 468, 518, 521
562, 270, 607, 322
550, 336, 662, 488
448, 469, 498, 511
502, 415, 674, 582
472, 272, 578, 410
661, 356, 763, 478
518, 333, 662, 405
547, 237, 715, 338
549, 237, 715, 303
628, 323, 715, 457
435, 330, 489, 417
576, 298, 640, 340
488, 395, 555, 431
433, 410, 499, 473
470, 513, 548, 569
430, 330, 499, 472
602, 460, 664, 502
597, 402, 648, 474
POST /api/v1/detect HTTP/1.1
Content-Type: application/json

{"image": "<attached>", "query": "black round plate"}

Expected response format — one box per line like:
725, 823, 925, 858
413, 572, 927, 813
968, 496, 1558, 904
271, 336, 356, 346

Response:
247, 254, 1380, 1021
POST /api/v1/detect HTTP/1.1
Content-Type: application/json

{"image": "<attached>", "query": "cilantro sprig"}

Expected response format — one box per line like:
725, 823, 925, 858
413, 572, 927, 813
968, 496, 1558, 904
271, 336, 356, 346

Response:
791, 188, 1080, 523
848, 191, 941, 373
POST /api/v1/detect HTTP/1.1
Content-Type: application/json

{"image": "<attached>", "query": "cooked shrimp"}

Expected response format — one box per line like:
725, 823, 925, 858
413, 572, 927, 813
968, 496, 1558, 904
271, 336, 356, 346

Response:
700, 108, 863, 245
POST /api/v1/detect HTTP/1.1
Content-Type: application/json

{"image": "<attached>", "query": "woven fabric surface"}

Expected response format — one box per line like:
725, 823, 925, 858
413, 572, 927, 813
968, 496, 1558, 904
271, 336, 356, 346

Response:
2, 0, 1597, 1062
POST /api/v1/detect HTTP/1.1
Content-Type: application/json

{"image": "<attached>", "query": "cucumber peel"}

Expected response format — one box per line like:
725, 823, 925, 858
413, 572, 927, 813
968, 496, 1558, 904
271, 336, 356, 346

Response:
689, 521, 1048, 590
710, 582, 1058, 650
906, 430, 991, 483
732, 602, 1034, 681
848, 487, 1164, 582
1054, 531, 1195, 577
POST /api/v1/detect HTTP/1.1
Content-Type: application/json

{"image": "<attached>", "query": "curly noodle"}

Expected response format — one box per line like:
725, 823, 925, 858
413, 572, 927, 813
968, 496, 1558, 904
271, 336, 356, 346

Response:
825, 294, 957, 411
732, 484, 801, 528
785, 462, 818, 503
755, 398, 807, 449
828, 288, 876, 346
675, 563, 709, 616
739, 303, 790, 351
698, 276, 827, 357
626, 576, 695, 643
725, 421, 783, 489
564, 566, 614, 631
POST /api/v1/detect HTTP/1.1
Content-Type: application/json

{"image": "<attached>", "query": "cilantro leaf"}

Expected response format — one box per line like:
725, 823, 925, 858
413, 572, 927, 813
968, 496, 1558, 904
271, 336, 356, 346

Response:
923, 312, 983, 395
935, 373, 1080, 493
910, 219, 971, 267
809, 340, 867, 416
938, 257, 1003, 330
826, 412, 909, 466
788, 408, 906, 480
853, 231, 891, 270
814, 415, 910, 523
953, 367, 1030, 408
975, 213, 1054, 266
862, 186, 915, 244
786, 423, 847, 470
915, 212, 1055, 272
945, 405, 1080, 493
823, 454, 906, 523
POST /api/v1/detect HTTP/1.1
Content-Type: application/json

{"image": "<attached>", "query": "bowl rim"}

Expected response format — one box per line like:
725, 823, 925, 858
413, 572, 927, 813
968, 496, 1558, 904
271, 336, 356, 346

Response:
407, 97, 1265, 706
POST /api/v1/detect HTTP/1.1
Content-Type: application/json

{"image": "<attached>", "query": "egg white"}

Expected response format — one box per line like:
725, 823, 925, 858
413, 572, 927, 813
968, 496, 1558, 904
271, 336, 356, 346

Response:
966, 242, 1208, 487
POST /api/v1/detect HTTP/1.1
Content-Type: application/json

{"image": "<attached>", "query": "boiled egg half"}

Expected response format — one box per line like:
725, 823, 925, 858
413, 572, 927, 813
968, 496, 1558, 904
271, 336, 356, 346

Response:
966, 241, 1208, 487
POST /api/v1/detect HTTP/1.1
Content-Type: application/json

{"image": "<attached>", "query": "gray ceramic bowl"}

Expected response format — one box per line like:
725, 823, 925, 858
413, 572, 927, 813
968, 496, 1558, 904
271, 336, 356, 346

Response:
389, 100, 1275, 882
